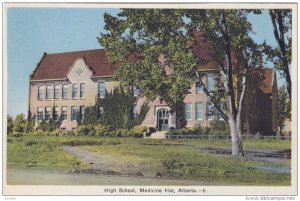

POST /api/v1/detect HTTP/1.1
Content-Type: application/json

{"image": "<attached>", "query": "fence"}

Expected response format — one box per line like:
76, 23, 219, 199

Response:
165, 134, 291, 141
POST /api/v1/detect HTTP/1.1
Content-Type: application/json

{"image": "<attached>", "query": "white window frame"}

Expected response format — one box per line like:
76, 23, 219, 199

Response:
54, 106, 60, 121
54, 85, 60, 99
185, 103, 192, 121
196, 102, 204, 120
71, 106, 78, 121
207, 103, 214, 120
62, 107, 68, 120
38, 85, 44, 100
62, 84, 69, 99
37, 107, 43, 122
207, 74, 215, 92
45, 107, 52, 121
46, 85, 52, 100
98, 81, 105, 98
80, 83, 85, 99
79, 106, 85, 121
72, 83, 78, 99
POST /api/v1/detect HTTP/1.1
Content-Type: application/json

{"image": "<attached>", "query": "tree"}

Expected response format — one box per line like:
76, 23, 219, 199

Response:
277, 85, 291, 135
82, 105, 99, 126
83, 86, 149, 129
12, 113, 26, 133
265, 9, 292, 100
187, 10, 264, 156
98, 86, 136, 129
7, 115, 13, 135
100, 9, 263, 156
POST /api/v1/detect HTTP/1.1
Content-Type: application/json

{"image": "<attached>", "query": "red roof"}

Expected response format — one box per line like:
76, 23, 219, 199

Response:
30, 32, 238, 81
192, 32, 238, 70
30, 49, 115, 80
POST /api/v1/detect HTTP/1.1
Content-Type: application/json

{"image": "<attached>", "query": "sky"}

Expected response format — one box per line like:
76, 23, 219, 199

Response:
7, 8, 284, 118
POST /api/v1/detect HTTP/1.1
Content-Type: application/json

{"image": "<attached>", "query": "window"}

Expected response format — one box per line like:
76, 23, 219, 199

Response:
72, 84, 78, 99
132, 104, 138, 118
98, 81, 105, 98
46, 85, 52, 99
218, 102, 226, 120
187, 87, 192, 94
45, 107, 51, 121
80, 83, 85, 99
196, 102, 204, 120
207, 103, 214, 120
62, 84, 68, 99
54, 85, 60, 99
38, 85, 44, 100
185, 103, 192, 121
133, 86, 140, 97
196, 85, 203, 94
99, 106, 104, 115
37, 107, 43, 121
62, 107, 67, 120
79, 106, 85, 121
71, 106, 78, 121
54, 107, 59, 121
207, 74, 215, 92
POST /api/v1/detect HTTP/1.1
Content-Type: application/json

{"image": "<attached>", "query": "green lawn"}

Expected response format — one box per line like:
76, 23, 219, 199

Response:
7, 135, 291, 185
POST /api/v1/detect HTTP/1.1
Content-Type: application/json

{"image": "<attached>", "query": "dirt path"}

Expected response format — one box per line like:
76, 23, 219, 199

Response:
61, 145, 154, 177
61, 145, 117, 171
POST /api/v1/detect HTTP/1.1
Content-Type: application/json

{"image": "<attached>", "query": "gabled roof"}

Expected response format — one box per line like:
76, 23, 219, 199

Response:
30, 49, 115, 81
30, 32, 238, 81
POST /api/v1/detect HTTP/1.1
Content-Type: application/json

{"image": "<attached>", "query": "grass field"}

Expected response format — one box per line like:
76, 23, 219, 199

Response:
7, 135, 291, 185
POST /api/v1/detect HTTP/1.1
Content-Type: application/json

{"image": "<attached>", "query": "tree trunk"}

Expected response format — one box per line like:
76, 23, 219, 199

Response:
229, 116, 244, 156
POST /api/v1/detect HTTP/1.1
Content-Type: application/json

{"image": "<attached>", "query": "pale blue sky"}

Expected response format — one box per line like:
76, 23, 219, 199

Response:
7, 8, 283, 118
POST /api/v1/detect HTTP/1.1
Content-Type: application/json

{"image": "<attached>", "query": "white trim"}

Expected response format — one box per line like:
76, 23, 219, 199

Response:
30, 78, 67, 82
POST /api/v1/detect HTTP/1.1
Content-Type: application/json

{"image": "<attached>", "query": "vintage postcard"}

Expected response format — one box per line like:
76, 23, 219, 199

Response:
2, 2, 298, 198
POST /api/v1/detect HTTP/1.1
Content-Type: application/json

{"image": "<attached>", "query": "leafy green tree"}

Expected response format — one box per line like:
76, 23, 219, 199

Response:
100, 9, 263, 156
7, 115, 13, 135
82, 105, 99, 126
264, 9, 291, 100
25, 111, 35, 133
277, 85, 291, 135
83, 86, 149, 130
188, 9, 264, 155
13, 113, 26, 133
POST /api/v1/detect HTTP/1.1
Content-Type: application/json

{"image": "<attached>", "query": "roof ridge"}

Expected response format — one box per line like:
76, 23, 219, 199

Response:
46, 48, 105, 55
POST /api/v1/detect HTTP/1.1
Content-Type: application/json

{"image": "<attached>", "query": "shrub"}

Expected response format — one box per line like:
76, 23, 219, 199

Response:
114, 128, 132, 137
94, 124, 111, 137
208, 121, 229, 136
13, 114, 26, 133
37, 119, 60, 132
131, 125, 146, 138
168, 128, 192, 135
10, 132, 24, 137
75, 125, 96, 136
27, 130, 47, 136
49, 129, 64, 137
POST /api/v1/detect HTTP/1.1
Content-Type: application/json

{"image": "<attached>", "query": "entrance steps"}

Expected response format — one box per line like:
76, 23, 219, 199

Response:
147, 131, 168, 139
